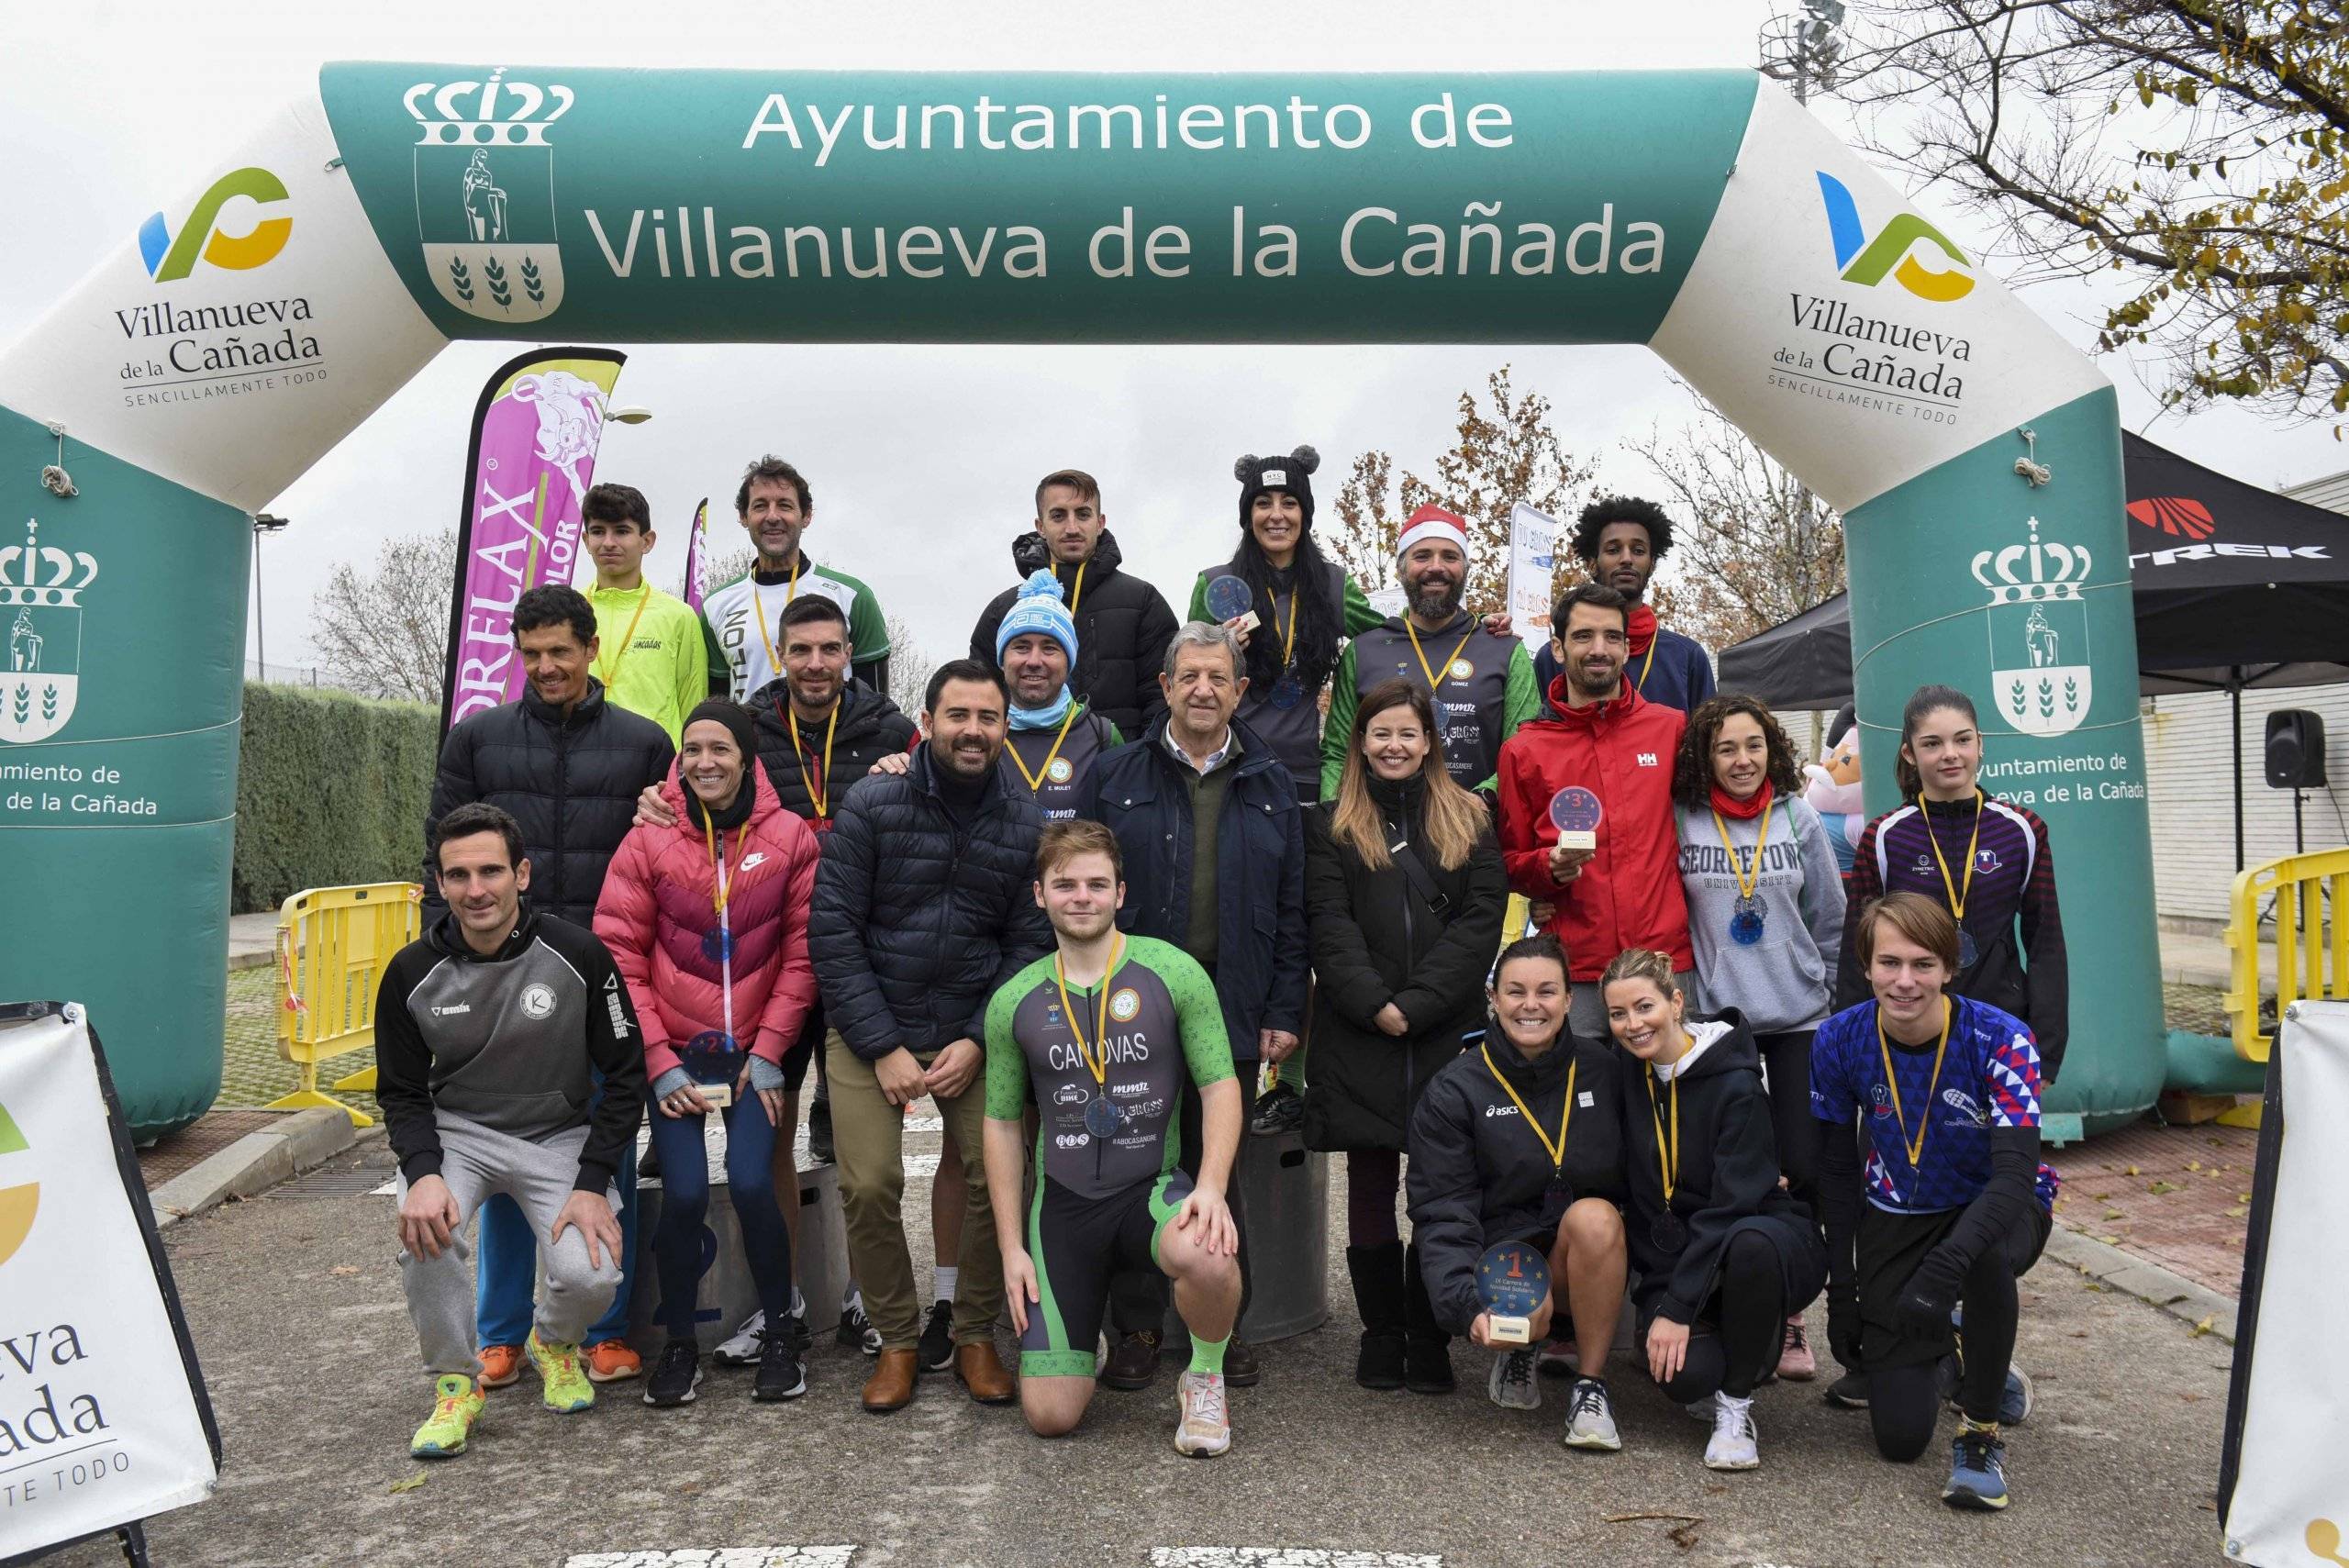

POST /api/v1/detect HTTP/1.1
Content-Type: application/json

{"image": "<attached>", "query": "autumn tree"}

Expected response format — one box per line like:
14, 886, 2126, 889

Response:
1626, 378, 1849, 651
1839, 0, 2349, 421
883, 614, 935, 722
1330, 366, 1601, 613
308, 528, 458, 703
688, 545, 757, 600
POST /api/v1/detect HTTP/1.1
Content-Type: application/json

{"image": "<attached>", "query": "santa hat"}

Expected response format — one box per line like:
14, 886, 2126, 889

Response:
1397, 504, 1470, 559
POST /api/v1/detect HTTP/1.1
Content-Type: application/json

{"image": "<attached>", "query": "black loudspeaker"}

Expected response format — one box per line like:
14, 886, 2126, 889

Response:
2265, 709, 2328, 789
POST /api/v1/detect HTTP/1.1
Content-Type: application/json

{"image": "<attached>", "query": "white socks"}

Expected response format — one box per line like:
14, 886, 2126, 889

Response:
934, 1265, 959, 1304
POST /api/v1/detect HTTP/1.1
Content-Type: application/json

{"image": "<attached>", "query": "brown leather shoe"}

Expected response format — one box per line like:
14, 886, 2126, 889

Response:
954, 1341, 1018, 1405
1101, 1329, 1162, 1391
862, 1348, 918, 1413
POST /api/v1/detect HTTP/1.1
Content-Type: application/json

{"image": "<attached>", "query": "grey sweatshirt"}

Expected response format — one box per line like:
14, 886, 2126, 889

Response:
1674, 794, 1844, 1034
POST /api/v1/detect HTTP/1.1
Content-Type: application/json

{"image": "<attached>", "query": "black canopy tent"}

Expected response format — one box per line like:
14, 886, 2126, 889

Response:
1718, 431, 2349, 867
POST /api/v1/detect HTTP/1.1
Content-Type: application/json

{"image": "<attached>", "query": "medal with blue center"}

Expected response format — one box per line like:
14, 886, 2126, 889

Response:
1055, 936, 1128, 1143
692, 813, 751, 1108
1710, 789, 1776, 951
1924, 789, 1986, 971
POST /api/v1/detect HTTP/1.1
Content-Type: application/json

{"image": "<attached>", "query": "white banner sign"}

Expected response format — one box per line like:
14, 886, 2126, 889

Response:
2223, 1000, 2349, 1567
1506, 502, 1560, 649
0, 1006, 216, 1556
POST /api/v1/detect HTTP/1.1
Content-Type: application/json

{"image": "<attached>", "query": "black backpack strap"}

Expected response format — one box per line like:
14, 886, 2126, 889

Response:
1386, 830, 1453, 918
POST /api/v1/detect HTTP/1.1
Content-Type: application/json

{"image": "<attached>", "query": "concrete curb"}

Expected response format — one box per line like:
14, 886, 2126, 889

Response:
2043, 1222, 2239, 1344
228, 949, 273, 973
150, 1106, 361, 1230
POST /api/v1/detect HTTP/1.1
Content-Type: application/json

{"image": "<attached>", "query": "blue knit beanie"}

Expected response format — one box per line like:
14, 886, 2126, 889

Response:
995, 568, 1078, 667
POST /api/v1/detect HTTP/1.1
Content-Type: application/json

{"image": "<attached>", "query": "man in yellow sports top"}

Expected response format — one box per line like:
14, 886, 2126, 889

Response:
581, 483, 707, 743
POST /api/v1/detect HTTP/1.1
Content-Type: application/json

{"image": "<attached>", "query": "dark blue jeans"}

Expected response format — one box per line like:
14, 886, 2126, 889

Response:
647, 1091, 794, 1340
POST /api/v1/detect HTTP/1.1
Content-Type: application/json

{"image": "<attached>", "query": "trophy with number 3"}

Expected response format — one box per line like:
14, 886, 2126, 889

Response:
1204, 574, 1261, 635
1549, 786, 1604, 852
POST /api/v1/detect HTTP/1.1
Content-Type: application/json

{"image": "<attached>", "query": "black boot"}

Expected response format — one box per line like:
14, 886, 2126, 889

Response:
1345, 1241, 1408, 1390
1402, 1240, 1455, 1395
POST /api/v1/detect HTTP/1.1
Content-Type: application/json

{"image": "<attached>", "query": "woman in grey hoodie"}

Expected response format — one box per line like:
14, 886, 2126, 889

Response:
1671, 695, 1844, 1381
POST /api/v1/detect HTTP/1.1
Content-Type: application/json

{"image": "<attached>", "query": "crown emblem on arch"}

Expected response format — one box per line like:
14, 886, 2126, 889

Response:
404, 72, 574, 147
1970, 517, 2091, 605
1972, 517, 2094, 738
405, 66, 568, 324
2, 518, 98, 744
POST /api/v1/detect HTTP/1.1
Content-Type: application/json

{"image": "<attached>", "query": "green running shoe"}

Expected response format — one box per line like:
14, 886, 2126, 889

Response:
410, 1374, 484, 1459
528, 1330, 596, 1413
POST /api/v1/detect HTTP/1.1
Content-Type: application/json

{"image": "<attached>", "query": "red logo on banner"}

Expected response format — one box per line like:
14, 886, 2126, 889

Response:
2126, 496, 2216, 539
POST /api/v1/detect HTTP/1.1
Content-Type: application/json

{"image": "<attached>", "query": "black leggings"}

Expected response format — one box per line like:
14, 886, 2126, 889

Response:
1753, 1029, 1817, 1218
1867, 1210, 2043, 1462
1650, 1229, 1787, 1402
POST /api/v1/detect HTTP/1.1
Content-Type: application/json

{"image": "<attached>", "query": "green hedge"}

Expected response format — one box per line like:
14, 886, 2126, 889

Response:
233, 682, 438, 913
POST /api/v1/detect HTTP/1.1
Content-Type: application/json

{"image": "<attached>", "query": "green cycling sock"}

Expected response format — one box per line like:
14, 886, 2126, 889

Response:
1188, 1334, 1230, 1377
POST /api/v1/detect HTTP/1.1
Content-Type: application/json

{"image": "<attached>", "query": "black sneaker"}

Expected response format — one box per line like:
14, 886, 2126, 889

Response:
917, 1299, 956, 1373
1100, 1329, 1162, 1391
1222, 1336, 1262, 1387
1825, 1369, 1871, 1408
643, 1340, 702, 1407
753, 1330, 807, 1402
788, 1304, 813, 1354
837, 1299, 880, 1356
1250, 1083, 1304, 1138
807, 1097, 835, 1166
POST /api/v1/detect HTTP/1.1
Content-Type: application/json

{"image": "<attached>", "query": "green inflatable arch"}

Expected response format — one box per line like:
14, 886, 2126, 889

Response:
0, 65, 2154, 1139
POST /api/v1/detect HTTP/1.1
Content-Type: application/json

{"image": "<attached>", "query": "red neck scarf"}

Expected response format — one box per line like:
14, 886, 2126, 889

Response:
1709, 780, 1774, 820
1626, 603, 1658, 656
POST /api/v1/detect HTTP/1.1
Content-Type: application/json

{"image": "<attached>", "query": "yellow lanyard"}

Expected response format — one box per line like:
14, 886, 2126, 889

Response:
1921, 788, 1985, 924
1403, 618, 1475, 692
1642, 1065, 1682, 1204
1631, 637, 1658, 692
1709, 793, 1776, 902
1275, 587, 1299, 668
1006, 703, 1081, 795
1481, 1046, 1575, 1178
1065, 558, 1088, 615
1052, 936, 1126, 1088
751, 553, 806, 679
701, 815, 751, 921
789, 698, 840, 819
594, 586, 652, 689
1876, 998, 1954, 1171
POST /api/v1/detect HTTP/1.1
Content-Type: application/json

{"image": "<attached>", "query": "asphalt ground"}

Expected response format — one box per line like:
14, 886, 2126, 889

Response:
62, 1124, 2233, 1568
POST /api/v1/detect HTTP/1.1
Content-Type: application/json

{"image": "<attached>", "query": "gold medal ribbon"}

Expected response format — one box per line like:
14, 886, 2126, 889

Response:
594, 586, 653, 689
1007, 702, 1081, 795
1876, 997, 1954, 1172
1052, 935, 1127, 1091
1642, 1065, 1682, 1205
1709, 793, 1776, 904
701, 815, 751, 922
1481, 1046, 1575, 1182
787, 697, 840, 820
751, 552, 806, 681
1922, 787, 1985, 928
1631, 637, 1657, 693
1404, 618, 1475, 692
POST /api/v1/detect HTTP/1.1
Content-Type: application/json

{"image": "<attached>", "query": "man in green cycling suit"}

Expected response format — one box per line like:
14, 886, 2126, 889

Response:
983, 819, 1243, 1456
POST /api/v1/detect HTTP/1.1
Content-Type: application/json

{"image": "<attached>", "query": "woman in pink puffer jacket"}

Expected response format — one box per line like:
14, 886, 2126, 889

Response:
594, 699, 819, 1407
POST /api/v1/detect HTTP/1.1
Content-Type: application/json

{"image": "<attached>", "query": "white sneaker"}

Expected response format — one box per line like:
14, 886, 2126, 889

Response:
1561, 1376, 1621, 1451
1705, 1392, 1761, 1471
714, 1309, 766, 1366
1174, 1370, 1231, 1457
1487, 1347, 1542, 1410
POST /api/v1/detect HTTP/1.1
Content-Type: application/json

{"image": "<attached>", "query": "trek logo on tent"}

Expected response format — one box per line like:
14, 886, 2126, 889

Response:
2127, 495, 2332, 568
0, 1098, 39, 1268
1814, 172, 1975, 303
2126, 495, 2216, 541
137, 167, 292, 282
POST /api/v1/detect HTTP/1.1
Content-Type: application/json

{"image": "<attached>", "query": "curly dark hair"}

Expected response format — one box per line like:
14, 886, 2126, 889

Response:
1671, 693, 1805, 809
1570, 494, 1675, 564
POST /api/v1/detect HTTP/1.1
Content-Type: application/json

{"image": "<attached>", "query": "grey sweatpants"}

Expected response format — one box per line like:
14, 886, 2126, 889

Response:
397, 1114, 623, 1378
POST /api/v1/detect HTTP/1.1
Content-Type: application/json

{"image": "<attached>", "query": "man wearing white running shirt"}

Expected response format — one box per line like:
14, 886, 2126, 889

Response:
699, 454, 893, 702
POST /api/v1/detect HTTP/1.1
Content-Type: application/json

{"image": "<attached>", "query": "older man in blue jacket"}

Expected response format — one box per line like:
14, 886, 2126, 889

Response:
1093, 620, 1309, 1391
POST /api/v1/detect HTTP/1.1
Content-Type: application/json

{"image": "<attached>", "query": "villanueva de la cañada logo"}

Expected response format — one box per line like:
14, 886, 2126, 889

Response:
1973, 516, 2093, 740
1, 518, 97, 745
137, 167, 292, 282
1813, 171, 1976, 303
0, 1097, 39, 1269
407, 68, 572, 324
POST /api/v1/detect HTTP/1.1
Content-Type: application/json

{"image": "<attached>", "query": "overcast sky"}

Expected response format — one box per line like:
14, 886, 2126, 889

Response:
3, 0, 2339, 679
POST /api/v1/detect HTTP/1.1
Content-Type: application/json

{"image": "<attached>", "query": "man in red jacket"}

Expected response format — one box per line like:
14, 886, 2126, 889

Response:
1498, 583, 1698, 1037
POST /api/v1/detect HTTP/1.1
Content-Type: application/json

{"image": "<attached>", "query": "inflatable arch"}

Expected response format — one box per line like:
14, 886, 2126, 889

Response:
0, 65, 2156, 1137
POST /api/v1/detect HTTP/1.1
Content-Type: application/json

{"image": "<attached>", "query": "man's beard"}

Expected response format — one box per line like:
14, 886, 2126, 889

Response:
1408, 580, 1462, 623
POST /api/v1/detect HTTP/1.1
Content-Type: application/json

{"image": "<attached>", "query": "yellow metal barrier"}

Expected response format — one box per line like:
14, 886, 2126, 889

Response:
266, 882, 421, 1127
2224, 846, 2349, 1067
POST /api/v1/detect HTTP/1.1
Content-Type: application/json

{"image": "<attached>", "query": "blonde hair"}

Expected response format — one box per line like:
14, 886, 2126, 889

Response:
1328, 678, 1486, 873
1599, 947, 1681, 999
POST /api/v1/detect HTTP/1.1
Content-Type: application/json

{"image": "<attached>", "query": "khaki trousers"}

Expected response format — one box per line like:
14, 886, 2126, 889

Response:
827, 1030, 1004, 1351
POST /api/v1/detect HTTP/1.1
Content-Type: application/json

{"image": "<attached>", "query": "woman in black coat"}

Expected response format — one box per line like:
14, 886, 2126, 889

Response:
1306, 678, 1508, 1393
1605, 947, 1827, 1473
